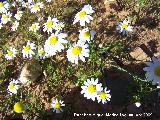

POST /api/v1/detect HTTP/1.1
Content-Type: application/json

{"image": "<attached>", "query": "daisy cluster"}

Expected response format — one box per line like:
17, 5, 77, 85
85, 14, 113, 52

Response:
0, 0, 52, 30
4, 4, 96, 65
7, 77, 65, 114
0, 1, 22, 30
2, 1, 133, 65
5, 3, 97, 114
4, 0, 158, 116
81, 78, 111, 104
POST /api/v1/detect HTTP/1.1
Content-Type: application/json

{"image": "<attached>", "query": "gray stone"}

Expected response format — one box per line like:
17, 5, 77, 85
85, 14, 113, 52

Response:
19, 60, 42, 85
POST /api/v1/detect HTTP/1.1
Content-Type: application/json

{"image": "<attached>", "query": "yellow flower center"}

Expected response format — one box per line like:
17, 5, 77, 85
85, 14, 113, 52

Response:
72, 46, 82, 55
154, 66, 160, 77
7, 51, 13, 56
99, 92, 107, 99
24, 45, 30, 52
49, 35, 58, 45
0, 2, 3, 7
13, 24, 16, 27
54, 103, 61, 109
83, 31, 90, 38
87, 84, 96, 93
79, 11, 86, 18
46, 20, 53, 28
2, 14, 7, 19
121, 23, 128, 29
9, 83, 15, 90
34, 4, 39, 9
14, 102, 23, 113
57, 24, 62, 28
39, 49, 44, 55
16, 11, 21, 16
31, 24, 36, 30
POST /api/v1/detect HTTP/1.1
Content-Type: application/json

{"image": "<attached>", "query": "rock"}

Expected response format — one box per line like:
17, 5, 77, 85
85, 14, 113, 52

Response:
19, 60, 42, 85
130, 47, 150, 62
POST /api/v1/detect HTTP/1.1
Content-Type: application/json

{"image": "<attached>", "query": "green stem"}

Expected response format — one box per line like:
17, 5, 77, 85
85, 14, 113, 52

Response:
111, 64, 147, 82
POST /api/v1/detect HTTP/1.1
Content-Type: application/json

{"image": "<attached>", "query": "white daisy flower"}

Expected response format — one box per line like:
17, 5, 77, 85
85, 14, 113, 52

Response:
67, 40, 89, 64
44, 32, 68, 56
37, 47, 46, 59
98, 43, 103, 48
14, 10, 23, 21
0, 1, 9, 13
79, 28, 96, 42
143, 57, 160, 85
51, 99, 65, 113
8, 79, 20, 95
46, 0, 52, 2
73, 5, 94, 26
16, 0, 24, 2
135, 102, 141, 107
20, 1, 28, 8
28, 0, 33, 3
22, 40, 36, 58
11, 21, 19, 31
11, 1, 17, 7
116, 19, 133, 35
1, 12, 12, 24
81, 78, 103, 101
29, 23, 40, 32
97, 87, 111, 104
30, 2, 43, 13
5, 47, 17, 60
0, 22, 2, 29
43, 16, 58, 33
82, 4, 95, 14
54, 22, 65, 32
